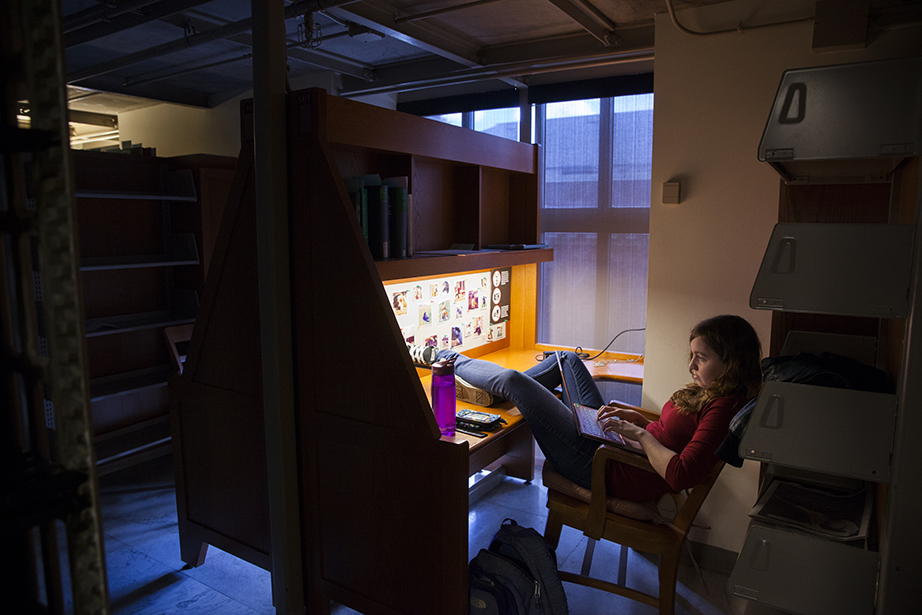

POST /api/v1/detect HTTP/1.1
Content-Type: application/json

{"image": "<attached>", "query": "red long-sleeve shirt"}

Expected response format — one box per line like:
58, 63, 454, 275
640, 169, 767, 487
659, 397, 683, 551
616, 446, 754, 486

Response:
606, 395, 745, 502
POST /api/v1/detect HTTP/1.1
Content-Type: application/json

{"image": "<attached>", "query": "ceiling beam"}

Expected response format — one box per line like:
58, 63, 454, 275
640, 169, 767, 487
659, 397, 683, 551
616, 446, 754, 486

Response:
545, 0, 618, 45
64, 0, 218, 47
65, 0, 356, 85
328, 0, 525, 88
339, 46, 653, 97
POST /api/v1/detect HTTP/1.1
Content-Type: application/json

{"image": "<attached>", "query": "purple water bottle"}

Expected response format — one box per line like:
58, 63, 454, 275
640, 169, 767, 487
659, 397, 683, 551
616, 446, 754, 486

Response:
431, 358, 456, 436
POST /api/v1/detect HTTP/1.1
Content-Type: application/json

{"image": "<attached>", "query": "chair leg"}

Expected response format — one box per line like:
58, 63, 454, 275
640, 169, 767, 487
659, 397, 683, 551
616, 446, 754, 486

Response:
658, 551, 680, 615
580, 538, 596, 575
544, 509, 563, 548
617, 544, 628, 587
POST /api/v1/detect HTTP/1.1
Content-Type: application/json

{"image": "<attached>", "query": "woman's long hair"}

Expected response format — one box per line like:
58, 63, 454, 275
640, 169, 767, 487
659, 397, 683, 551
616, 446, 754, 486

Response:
670, 315, 762, 415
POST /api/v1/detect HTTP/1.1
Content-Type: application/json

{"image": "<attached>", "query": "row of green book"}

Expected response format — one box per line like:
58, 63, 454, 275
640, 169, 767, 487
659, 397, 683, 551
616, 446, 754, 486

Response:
344, 174, 410, 260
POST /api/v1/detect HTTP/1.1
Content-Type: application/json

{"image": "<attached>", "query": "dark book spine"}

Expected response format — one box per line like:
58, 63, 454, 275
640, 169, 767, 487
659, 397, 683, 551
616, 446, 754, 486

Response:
389, 186, 408, 259
359, 188, 368, 240
366, 186, 389, 260
347, 187, 369, 240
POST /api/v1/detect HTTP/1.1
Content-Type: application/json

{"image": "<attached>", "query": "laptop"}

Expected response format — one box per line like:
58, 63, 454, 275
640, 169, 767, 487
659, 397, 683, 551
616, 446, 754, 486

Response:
555, 351, 646, 455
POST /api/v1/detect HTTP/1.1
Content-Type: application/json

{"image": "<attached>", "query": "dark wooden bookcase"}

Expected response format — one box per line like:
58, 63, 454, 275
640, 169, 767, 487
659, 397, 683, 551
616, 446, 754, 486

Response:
71, 150, 234, 472
169, 88, 550, 613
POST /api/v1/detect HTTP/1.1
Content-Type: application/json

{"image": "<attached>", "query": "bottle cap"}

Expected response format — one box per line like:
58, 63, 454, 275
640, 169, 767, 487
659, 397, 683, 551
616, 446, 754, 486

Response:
431, 358, 455, 376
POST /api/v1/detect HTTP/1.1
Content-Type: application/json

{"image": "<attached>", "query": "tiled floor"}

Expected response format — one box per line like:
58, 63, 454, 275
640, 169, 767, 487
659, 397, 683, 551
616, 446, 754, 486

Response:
65, 452, 782, 614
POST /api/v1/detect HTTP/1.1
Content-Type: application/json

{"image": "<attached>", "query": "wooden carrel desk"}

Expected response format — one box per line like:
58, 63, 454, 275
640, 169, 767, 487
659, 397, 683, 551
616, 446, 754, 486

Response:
417, 347, 645, 483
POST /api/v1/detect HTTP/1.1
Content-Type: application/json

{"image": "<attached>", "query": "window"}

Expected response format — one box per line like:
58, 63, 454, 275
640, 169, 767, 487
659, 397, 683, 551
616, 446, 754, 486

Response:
427, 108, 521, 141
425, 91, 652, 362
536, 95, 652, 357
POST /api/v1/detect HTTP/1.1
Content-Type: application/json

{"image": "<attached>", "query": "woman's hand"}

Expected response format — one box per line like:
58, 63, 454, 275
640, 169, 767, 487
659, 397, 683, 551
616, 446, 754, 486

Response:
598, 405, 651, 429
598, 414, 648, 442
598, 404, 676, 479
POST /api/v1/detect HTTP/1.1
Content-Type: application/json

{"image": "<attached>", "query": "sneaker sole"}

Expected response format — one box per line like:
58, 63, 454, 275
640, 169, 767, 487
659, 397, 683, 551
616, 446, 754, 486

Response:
455, 377, 494, 407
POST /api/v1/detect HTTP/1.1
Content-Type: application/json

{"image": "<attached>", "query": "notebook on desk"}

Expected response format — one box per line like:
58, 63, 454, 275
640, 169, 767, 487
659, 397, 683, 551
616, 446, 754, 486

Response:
555, 351, 646, 455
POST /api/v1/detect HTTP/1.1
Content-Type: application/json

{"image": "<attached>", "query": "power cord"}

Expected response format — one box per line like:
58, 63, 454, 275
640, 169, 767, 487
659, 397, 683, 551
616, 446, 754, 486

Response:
585, 327, 646, 361
535, 328, 646, 362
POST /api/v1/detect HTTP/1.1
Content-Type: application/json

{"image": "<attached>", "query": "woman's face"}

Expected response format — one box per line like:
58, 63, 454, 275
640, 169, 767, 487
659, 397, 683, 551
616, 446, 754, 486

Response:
688, 336, 727, 389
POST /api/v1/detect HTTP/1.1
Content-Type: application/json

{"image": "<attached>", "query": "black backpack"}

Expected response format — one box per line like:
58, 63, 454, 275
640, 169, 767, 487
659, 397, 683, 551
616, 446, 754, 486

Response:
469, 519, 569, 614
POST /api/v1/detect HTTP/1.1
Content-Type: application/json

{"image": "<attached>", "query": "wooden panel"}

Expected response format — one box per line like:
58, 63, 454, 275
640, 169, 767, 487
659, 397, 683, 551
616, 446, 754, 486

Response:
177, 385, 270, 555
481, 167, 511, 247
81, 268, 168, 317
183, 147, 262, 397
73, 150, 162, 194
76, 197, 163, 257
85, 329, 167, 378
91, 385, 168, 435
325, 94, 536, 173
167, 154, 237, 290
289, 88, 469, 614
410, 157, 463, 251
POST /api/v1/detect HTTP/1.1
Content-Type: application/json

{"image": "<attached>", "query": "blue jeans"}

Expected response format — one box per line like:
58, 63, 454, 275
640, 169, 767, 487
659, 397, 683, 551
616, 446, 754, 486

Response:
436, 350, 603, 489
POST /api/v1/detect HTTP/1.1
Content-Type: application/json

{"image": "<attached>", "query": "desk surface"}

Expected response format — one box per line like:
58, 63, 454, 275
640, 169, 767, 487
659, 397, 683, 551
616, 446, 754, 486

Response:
418, 346, 644, 453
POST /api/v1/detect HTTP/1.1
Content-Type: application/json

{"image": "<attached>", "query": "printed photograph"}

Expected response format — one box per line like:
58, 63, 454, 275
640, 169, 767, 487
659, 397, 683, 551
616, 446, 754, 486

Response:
419, 304, 432, 327
392, 290, 407, 316
439, 300, 451, 323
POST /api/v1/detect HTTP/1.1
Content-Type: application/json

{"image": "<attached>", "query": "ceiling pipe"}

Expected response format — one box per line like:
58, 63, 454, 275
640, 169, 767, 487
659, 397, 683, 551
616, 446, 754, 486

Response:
341, 46, 653, 97
66, 0, 359, 84
63, 0, 165, 33
663, 0, 812, 36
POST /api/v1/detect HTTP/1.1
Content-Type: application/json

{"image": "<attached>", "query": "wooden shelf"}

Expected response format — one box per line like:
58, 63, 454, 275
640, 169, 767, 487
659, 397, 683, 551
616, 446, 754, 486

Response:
80, 232, 199, 270
84, 286, 198, 338
375, 248, 552, 281
74, 168, 197, 201
89, 365, 172, 401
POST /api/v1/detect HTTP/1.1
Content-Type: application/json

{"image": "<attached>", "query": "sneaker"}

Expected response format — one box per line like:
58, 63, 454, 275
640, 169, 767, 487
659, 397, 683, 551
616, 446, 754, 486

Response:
455, 376, 494, 407
407, 343, 437, 368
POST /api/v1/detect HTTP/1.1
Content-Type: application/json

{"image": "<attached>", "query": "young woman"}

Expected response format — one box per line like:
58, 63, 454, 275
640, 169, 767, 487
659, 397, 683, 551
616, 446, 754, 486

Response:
426, 314, 762, 502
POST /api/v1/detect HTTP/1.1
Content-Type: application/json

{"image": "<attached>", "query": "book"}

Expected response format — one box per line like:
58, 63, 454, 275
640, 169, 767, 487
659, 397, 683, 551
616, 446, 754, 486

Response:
343, 178, 368, 240
749, 479, 872, 541
384, 176, 408, 259
360, 175, 389, 260
406, 192, 413, 257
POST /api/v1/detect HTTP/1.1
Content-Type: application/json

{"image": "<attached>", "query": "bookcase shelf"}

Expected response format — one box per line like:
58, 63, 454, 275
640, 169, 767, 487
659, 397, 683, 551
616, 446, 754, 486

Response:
80, 232, 199, 271
376, 248, 552, 281
314, 91, 540, 274
84, 303, 198, 338
89, 365, 172, 402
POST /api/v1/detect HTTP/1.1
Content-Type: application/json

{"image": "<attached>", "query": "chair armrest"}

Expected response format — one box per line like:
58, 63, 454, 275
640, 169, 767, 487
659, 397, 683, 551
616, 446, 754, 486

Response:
585, 445, 656, 538
606, 399, 660, 423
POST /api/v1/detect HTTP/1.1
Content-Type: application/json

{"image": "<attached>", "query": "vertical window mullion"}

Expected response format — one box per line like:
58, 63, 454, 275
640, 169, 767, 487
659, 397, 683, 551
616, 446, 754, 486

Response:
594, 98, 614, 342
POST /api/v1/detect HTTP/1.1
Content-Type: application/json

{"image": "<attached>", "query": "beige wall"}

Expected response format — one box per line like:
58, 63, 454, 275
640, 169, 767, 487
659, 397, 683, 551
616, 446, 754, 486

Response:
117, 72, 396, 158
647, 0, 922, 552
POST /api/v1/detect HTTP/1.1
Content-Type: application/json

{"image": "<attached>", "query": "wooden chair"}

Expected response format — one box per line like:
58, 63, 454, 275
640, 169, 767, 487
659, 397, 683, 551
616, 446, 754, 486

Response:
542, 401, 726, 615
163, 324, 194, 374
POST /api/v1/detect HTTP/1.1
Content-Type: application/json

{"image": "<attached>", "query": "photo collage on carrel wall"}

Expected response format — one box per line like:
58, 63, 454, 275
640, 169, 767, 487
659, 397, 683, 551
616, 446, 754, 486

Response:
385, 268, 512, 353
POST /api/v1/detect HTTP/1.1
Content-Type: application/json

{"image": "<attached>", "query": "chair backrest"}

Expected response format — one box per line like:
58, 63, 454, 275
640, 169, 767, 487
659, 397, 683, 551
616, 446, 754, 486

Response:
163, 324, 194, 374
